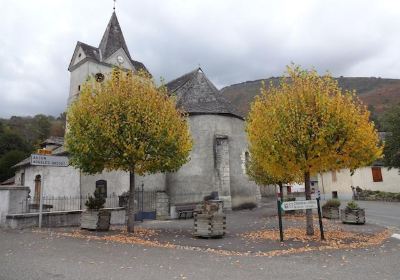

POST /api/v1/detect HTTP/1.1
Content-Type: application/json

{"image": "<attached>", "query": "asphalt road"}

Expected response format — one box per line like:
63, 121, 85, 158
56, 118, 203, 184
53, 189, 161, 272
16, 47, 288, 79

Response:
0, 200, 400, 280
356, 201, 400, 232
0, 229, 399, 280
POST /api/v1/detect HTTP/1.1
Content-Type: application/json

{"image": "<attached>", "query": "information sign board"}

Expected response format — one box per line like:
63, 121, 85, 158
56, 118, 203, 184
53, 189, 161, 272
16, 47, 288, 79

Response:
30, 154, 69, 167
281, 200, 318, 211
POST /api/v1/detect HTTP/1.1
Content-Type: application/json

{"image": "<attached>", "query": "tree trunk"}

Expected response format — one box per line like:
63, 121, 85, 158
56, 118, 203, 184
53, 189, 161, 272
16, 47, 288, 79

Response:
127, 170, 135, 233
304, 171, 314, 235
278, 182, 283, 200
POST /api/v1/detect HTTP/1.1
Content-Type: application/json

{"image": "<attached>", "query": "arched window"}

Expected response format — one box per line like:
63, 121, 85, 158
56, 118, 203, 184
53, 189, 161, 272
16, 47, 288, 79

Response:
95, 180, 107, 198
245, 151, 250, 167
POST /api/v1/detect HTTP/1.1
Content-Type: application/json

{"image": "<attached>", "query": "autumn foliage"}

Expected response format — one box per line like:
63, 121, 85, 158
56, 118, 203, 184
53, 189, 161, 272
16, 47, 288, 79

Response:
246, 65, 382, 235
66, 68, 192, 232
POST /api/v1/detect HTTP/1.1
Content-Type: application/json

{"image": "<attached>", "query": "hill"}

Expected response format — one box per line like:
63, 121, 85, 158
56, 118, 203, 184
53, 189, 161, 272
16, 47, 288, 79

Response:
220, 77, 400, 119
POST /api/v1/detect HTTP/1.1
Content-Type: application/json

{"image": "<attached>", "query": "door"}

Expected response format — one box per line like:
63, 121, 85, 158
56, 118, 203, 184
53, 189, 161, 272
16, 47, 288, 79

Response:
34, 175, 41, 204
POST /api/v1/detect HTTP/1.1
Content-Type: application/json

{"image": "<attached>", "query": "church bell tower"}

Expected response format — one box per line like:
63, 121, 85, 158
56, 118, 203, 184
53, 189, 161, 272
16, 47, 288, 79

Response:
66, 12, 149, 106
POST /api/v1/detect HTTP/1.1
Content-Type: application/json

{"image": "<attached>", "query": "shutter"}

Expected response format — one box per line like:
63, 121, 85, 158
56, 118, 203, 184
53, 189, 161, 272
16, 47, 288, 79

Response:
371, 167, 383, 182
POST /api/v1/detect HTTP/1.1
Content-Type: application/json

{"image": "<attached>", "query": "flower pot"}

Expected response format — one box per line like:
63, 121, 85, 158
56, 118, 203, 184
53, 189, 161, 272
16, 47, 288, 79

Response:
81, 209, 111, 231
341, 208, 365, 224
322, 207, 340, 219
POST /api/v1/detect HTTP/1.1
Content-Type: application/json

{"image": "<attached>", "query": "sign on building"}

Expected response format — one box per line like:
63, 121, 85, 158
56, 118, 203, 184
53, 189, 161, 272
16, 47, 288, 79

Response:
30, 154, 69, 167
281, 200, 318, 211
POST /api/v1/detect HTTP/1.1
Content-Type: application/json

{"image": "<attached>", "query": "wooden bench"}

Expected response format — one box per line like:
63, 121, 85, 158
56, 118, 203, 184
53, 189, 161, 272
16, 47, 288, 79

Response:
175, 203, 198, 219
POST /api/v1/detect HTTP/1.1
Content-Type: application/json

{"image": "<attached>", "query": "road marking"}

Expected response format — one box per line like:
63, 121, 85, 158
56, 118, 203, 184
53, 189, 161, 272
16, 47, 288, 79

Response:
391, 233, 400, 240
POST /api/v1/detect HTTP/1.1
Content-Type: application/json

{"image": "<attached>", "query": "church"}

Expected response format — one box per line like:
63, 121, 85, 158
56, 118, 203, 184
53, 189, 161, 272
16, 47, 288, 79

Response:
12, 12, 261, 216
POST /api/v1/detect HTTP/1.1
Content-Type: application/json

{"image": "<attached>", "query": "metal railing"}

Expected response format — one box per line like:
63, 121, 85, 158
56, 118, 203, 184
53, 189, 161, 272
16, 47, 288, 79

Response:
12, 191, 158, 214
12, 194, 120, 214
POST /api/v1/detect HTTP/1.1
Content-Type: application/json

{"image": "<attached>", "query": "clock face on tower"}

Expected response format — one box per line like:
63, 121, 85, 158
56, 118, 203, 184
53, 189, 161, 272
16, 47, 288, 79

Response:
95, 73, 105, 83
117, 55, 124, 64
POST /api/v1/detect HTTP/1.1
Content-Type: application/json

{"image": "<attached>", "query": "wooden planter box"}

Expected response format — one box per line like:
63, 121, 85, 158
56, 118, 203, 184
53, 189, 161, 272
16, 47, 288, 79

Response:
341, 208, 365, 224
194, 213, 226, 238
322, 207, 340, 219
81, 210, 111, 231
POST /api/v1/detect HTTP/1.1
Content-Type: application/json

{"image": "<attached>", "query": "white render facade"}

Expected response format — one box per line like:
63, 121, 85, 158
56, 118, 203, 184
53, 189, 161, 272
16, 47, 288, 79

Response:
318, 166, 400, 200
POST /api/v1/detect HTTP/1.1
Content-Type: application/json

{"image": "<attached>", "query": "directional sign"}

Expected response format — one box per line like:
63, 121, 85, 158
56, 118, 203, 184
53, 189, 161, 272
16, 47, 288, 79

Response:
281, 200, 318, 211
30, 154, 69, 167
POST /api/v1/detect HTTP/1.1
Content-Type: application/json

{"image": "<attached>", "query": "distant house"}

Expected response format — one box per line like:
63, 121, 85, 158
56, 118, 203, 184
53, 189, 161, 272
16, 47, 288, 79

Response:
13, 136, 80, 201
318, 163, 400, 200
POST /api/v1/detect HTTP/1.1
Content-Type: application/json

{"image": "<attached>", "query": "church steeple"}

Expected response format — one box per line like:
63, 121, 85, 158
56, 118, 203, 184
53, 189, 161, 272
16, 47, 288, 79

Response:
98, 12, 131, 61
68, 10, 149, 106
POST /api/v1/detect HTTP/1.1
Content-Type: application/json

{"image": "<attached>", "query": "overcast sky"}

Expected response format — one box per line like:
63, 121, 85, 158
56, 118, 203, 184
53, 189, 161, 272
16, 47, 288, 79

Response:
1, 0, 400, 118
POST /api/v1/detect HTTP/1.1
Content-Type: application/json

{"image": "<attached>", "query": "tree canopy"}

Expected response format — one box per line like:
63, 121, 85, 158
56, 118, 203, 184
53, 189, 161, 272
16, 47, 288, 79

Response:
382, 104, 400, 169
66, 68, 192, 232
246, 65, 382, 235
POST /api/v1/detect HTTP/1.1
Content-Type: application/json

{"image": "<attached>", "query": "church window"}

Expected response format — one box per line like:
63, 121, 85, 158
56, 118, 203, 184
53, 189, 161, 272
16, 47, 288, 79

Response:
78, 85, 81, 91
371, 167, 383, 182
95, 180, 107, 198
78, 53, 82, 58
244, 151, 250, 169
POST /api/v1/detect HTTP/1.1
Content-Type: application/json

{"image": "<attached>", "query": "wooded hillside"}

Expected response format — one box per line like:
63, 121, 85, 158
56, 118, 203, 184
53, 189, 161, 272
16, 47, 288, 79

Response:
221, 77, 400, 121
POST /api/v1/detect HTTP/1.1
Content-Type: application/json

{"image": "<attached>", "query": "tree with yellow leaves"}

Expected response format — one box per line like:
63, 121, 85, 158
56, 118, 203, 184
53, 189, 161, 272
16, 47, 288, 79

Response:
66, 69, 192, 232
246, 149, 302, 199
246, 65, 382, 235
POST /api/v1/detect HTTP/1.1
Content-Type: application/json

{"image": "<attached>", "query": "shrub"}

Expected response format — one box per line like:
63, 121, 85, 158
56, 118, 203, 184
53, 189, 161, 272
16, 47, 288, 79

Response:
85, 188, 106, 210
323, 199, 341, 208
346, 200, 359, 210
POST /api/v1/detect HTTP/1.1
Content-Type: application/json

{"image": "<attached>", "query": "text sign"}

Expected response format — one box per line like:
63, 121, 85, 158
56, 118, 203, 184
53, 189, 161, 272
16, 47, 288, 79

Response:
281, 200, 318, 211
30, 154, 69, 167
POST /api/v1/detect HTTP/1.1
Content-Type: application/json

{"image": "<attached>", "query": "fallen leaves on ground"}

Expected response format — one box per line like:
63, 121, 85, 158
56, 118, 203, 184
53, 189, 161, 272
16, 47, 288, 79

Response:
241, 226, 391, 257
33, 224, 390, 258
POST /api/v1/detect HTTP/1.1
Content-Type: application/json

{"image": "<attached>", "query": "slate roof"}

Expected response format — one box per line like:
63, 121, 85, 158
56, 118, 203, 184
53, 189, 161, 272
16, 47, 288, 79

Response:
99, 11, 131, 60
68, 12, 149, 74
166, 68, 243, 120
41, 136, 64, 147
1, 177, 15, 185
13, 157, 30, 168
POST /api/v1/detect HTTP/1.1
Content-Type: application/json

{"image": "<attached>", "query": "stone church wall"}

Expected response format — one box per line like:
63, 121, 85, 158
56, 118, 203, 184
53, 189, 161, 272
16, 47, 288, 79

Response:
167, 114, 260, 208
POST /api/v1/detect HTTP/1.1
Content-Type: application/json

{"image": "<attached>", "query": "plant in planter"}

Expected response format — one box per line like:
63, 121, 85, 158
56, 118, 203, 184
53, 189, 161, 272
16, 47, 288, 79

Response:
341, 201, 365, 224
322, 199, 341, 219
81, 189, 111, 231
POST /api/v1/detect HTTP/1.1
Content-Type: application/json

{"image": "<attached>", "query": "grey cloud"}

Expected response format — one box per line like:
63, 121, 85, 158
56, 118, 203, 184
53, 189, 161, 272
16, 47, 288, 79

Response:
0, 0, 400, 117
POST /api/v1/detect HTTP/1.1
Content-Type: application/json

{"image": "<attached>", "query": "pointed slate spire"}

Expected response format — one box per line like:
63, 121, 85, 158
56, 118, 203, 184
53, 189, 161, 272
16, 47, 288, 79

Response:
99, 11, 131, 60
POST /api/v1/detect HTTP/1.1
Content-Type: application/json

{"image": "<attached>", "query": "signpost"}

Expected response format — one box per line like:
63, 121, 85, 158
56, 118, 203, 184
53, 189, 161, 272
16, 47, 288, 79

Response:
30, 154, 69, 228
277, 198, 325, 242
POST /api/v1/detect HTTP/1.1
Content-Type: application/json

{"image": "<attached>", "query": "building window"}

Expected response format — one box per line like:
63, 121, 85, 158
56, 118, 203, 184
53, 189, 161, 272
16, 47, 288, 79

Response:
371, 167, 383, 182
95, 180, 107, 198
244, 151, 250, 167
331, 170, 337, 182
20, 172, 25, 186
78, 85, 81, 91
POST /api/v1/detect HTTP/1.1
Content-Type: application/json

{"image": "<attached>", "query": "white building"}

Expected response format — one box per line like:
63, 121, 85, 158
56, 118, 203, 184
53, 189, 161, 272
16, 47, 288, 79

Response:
318, 165, 400, 200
